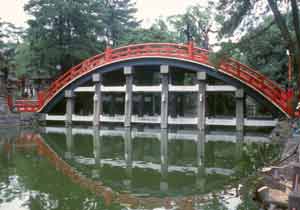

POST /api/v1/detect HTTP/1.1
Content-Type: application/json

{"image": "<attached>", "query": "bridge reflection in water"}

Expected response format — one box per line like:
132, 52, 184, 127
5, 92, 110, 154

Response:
41, 127, 275, 196
0, 127, 279, 209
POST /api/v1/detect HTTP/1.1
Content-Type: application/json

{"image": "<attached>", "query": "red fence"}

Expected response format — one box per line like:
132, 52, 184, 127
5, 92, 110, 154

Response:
10, 91, 45, 112
10, 42, 295, 117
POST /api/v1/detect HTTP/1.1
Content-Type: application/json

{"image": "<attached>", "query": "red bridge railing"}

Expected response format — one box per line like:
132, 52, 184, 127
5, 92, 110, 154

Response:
11, 91, 46, 112
11, 42, 294, 117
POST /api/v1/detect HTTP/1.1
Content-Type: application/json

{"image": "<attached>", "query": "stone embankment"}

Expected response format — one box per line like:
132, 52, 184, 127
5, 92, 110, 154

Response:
257, 120, 300, 209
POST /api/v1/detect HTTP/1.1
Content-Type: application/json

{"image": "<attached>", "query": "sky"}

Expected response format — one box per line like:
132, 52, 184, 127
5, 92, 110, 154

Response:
0, 0, 210, 28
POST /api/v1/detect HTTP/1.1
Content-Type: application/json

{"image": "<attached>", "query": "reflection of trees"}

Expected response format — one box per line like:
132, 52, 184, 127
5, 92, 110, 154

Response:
9, 152, 104, 210
200, 198, 228, 210
205, 142, 237, 168
234, 142, 280, 177
236, 195, 260, 210
0, 134, 124, 210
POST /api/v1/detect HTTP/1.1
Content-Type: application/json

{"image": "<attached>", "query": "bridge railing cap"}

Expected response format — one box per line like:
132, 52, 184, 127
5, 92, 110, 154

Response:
92, 73, 102, 82
160, 65, 169, 74
124, 66, 133, 75
235, 89, 244, 98
197, 72, 206, 80
65, 90, 74, 98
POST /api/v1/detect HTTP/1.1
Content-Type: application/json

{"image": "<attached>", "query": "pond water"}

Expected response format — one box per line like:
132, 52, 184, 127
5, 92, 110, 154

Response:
0, 126, 280, 210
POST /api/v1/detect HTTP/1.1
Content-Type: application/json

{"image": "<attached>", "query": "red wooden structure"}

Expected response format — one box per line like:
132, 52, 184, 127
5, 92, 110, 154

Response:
8, 42, 296, 117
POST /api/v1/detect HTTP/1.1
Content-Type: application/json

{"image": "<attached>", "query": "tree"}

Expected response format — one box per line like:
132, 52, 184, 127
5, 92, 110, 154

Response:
0, 20, 22, 82
23, 0, 139, 77
168, 2, 217, 49
118, 18, 176, 45
24, 0, 107, 76
14, 41, 33, 77
226, 16, 289, 85
101, 0, 140, 47
216, 0, 300, 113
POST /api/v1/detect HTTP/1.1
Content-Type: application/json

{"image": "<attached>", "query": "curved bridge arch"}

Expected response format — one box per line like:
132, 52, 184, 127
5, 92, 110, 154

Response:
16, 43, 293, 117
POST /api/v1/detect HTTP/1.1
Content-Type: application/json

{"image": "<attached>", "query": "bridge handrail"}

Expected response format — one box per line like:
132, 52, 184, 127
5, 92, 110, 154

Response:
16, 42, 292, 116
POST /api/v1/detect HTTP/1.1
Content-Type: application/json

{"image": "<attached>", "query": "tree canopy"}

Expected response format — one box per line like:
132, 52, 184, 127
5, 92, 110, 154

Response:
14, 0, 140, 77
216, 0, 300, 85
0, 19, 23, 80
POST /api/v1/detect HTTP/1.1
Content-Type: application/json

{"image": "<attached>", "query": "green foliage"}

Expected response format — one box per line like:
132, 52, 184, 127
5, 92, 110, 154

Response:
118, 18, 176, 45
23, 0, 140, 76
200, 197, 228, 210
0, 20, 22, 80
236, 195, 260, 210
213, 15, 293, 85
237, 17, 288, 85
14, 42, 33, 77
102, 0, 140, 47
217, 0, 253, 37
168, 3, 216, 48
216, 0, 300, 91
24, 0, 107, 76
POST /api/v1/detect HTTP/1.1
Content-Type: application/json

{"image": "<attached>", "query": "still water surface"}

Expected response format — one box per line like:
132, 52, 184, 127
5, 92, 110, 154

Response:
0, 127, 280, 210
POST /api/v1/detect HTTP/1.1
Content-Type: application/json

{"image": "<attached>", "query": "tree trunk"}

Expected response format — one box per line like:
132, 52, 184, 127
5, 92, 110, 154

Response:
0, 72, 8, 115
293, 54, 300, 113
267, 0, 300, 117
0, 73, 7, 97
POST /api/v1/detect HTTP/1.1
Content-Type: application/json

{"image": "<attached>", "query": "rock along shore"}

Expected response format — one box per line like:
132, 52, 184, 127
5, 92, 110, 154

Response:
257, 120, 300, 210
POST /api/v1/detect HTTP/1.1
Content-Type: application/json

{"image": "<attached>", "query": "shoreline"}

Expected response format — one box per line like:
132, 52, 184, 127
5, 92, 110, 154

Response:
256, 120, 298, 209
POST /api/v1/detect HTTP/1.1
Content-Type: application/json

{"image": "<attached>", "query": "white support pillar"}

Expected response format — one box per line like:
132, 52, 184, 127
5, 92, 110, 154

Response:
160, 65, 169, 129
197, 72, 206, 131
124, 128, 132, 191
235, 89, 244, 133
65, 90, 75, 126
124, 67, 133, 127
196, 131, 206, 192
93, 73, 102, 127
197, 131, 205, 168
65, 126, 73, 159
93, 127, 101, 165
160, 129, 168, 192
235, 131, 243, 162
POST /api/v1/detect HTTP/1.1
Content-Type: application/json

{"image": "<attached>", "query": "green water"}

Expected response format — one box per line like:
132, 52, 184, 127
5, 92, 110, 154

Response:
0, 126, 280, 210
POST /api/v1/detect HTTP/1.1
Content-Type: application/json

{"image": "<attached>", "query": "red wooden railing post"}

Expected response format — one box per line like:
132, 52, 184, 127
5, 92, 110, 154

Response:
6, 95, 13, 111
286, 88, 295, 117
37, 90, 45, 109
105, 47, 112, 62
188, 41, 194, 59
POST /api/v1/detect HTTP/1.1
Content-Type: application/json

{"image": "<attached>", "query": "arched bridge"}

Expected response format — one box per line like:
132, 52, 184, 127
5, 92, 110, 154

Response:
12, 42, 295, 123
